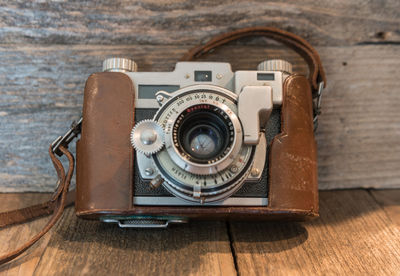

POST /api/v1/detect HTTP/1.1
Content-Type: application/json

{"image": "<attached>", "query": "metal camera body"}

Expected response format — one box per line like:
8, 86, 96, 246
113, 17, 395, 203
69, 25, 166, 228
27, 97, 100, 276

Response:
104, 58, 293, 207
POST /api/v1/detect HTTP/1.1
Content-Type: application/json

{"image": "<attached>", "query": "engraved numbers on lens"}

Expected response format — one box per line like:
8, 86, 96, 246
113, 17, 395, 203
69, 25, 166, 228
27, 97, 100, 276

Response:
176, 99, 184, 106
156, 147, 251, 189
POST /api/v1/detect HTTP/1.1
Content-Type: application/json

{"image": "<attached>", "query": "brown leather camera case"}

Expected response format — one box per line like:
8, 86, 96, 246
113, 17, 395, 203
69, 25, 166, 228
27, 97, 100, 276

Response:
75, 71, 319, 221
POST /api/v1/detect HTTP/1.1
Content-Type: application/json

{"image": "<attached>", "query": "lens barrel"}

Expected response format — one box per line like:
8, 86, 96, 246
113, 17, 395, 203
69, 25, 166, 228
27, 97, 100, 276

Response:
173, 104, 234, 165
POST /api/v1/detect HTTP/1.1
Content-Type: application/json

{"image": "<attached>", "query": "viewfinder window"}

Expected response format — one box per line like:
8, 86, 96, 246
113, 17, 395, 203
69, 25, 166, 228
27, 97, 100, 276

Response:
195, 71, 212, 82
257, 73, 275, 81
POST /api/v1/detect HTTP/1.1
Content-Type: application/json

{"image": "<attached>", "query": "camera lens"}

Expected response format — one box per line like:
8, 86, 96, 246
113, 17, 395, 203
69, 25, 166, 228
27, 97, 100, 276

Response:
173, 104, 233, 164
185, 124, 222, 160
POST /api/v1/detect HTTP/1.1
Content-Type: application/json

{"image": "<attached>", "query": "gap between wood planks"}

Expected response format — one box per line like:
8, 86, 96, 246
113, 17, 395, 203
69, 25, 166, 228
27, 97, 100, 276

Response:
226, 221, 239, 276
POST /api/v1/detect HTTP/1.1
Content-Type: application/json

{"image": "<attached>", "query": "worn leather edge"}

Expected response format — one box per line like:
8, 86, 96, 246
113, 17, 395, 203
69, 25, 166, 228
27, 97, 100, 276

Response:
75, 72, 135, 213
268, 74, 319, 214
76, 208, 317, 221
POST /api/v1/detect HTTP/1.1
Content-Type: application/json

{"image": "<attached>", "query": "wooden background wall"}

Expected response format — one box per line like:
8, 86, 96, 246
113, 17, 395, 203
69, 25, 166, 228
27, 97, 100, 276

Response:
0, 0, 399, 191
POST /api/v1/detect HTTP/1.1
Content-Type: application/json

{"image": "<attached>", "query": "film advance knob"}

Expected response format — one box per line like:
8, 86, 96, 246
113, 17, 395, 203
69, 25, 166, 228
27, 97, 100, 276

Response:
257, 59, 293, 74
102, 57, 137, 72
130, 120, 165, 155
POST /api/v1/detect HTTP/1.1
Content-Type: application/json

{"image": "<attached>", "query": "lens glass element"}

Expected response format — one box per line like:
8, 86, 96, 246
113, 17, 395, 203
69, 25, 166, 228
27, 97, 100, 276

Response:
173, 104, 234, 164
188, 126, 219, 158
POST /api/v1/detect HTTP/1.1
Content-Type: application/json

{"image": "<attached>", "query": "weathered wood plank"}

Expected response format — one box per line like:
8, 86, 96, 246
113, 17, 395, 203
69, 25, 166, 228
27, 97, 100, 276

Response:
33, 208, 236, 275
1, 44, 399, 191
0, 193, 53, 275
0, 0, 399, 46
314, 46, 400, 189
229, 190, 400, 275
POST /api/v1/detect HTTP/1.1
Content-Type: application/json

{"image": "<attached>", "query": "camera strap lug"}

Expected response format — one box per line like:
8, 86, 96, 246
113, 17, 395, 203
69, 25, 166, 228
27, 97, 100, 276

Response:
313, 81, 325, 131
51, 117, 83, 156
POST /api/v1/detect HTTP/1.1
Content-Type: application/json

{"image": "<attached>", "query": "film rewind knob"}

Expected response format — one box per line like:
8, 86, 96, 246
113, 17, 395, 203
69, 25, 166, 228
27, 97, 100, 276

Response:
102, 57, 137, 72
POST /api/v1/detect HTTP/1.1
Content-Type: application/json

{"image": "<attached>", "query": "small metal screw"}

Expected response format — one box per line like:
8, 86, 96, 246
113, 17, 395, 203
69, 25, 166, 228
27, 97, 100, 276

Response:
216, 73, 223, 79
251, 168, 260, 177
230, 165, 238, 173
145, 167, 154, 176
156, 94, 164, 103
184, 73, 190, 79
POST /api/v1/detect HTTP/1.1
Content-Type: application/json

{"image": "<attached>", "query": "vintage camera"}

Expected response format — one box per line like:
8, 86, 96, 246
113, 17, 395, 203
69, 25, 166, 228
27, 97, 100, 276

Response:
129, 59, 288, 205
75, 57, 319, 227
0, 28, 324, 267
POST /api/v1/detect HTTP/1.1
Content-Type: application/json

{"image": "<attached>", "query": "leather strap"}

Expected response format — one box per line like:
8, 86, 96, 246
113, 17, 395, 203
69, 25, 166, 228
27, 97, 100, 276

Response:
0, 145, 75, 265
180, 26, 327, 92
0, 191, 75, 229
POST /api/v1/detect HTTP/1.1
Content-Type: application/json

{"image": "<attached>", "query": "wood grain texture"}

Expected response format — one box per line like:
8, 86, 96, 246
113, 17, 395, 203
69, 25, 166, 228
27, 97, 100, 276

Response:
370, 189, 400, 227
34, 210, 236, 275
1, 190, 399, 275
0, 0, 399, 46
0, 193, 52, 276
229, 190, 400, 275
1, 44, 399, 191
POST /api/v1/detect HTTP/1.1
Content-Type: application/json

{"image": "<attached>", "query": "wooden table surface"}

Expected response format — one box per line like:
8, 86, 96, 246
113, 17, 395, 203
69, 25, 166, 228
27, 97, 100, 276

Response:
0, 190, 399, 275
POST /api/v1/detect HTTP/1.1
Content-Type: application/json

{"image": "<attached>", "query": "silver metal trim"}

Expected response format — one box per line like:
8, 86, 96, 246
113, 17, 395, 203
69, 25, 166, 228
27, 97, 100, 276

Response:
128, 62, 235, 108
133, 196, 268, 206
101, 218, 188, 228
136, 152, 156, 180
102, 57, 137, 72
246, 134, 267, 181
234, 71, 283, 106
238, 86, 273, 144
155, 145, 254, 203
